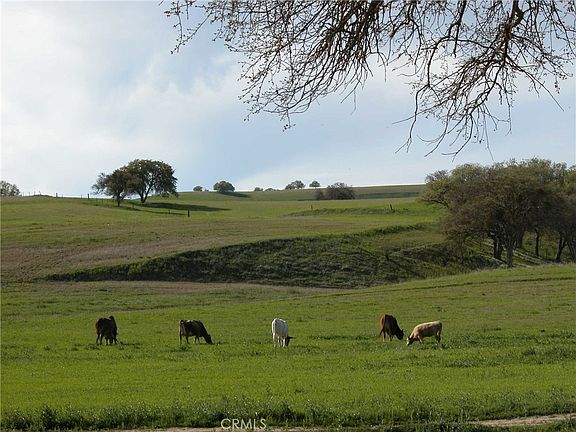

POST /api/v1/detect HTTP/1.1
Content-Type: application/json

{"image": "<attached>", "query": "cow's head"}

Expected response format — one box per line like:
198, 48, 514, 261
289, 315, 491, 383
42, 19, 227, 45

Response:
285, 336, 294, 346
396, 329, 405, 340
204, 334, 213, 344
406, 336, 416, 346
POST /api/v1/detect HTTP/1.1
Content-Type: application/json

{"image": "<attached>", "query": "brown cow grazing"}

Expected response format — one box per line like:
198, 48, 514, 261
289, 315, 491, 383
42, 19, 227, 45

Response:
179, 320, 213, 344
406, 321, 442, 346
379, 314, 404, 341
96, 316, 117, 345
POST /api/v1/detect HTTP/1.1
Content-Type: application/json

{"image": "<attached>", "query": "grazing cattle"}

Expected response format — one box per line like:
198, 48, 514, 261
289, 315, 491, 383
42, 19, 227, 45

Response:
378, 314, 404, 341
96, 316, 117, 345
406, 321, 442, 346
179, 320, 213, 344
271, 318, 293, 347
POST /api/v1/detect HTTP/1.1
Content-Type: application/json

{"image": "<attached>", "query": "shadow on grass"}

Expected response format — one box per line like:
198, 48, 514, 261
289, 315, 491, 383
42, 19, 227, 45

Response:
139, 202, 228, 212
217, 191, 251, 198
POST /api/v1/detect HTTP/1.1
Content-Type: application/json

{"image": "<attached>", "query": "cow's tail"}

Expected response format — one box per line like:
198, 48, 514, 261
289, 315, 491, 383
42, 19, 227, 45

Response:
378, 315, 386, 337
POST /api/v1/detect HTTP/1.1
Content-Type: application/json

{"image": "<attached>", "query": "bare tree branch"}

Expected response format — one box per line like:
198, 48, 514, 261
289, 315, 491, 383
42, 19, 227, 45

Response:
164, 0, 576, 153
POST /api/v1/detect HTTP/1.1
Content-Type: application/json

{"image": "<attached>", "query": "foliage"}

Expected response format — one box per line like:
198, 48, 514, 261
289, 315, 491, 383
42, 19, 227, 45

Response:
92, 168, 136, 207
124, 159, 178, 204
92, 160, 178, 205
165, 1, 575, 152
316, 182, 356, 201
0, 180, 21, 197
285, 180, 305, 190
422, 159, 576, 267
213, 180, 235, 193
193, 185, 204, 191
309, 180, 320, 188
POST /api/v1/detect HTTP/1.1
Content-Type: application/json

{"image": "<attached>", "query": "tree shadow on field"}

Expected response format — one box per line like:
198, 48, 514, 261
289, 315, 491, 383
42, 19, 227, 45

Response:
218, 191, 251, 198
139, 202, 228, 212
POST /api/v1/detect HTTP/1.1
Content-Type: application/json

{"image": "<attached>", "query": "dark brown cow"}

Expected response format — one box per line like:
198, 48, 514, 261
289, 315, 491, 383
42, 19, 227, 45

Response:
179, 320, 213, 344
96, 316, 117, 345
378, 314, 404, 341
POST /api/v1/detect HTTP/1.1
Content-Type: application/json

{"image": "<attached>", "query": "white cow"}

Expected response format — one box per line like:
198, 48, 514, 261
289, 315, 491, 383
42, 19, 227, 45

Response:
406, 321, 442, 346
271, 318, 293, 347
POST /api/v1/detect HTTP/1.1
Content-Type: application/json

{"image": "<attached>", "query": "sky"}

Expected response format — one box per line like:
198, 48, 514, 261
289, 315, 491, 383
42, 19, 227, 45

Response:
2, 1, 575, 197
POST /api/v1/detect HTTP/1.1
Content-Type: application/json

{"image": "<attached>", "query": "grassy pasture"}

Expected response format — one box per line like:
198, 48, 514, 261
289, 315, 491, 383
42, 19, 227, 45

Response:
1, 186, 438, 282
2, 265, 575, 430
2, 185, 575, 430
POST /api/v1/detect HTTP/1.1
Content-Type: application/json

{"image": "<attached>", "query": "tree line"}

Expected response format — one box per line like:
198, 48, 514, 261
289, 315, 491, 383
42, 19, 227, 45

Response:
422, 159, 576, 267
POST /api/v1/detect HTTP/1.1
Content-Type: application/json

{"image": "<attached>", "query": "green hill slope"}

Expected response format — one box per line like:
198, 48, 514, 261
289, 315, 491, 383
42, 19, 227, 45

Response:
2, 184, 561, 286
50, 224, 502, 287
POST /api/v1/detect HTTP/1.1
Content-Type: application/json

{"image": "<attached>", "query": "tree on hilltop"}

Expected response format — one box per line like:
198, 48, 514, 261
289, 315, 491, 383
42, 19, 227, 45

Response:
92, 169, 137, 207
1, 180, 21, 197
316, 182, 356, 201
165, 1, 575, 154
125, 159, 178, 204
285, 180, 305, 190
213, 180, 235, 193
92, 159, 178, 206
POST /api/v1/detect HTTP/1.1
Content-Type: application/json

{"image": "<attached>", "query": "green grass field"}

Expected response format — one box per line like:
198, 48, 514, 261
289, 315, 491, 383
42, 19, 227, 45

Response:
2, 266, 575, 430
1, 186, 575, 431
1, 186, 436, 282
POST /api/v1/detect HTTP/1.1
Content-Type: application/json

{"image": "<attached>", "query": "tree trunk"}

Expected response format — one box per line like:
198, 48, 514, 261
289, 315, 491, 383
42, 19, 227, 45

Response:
567, 240, 576, 262
506, 247, 514, 268
534, 230, 540, 257
516, 232, 524, 249
492, 238, 503, 260
555, 237, 566, 262
505, 237, 515, 268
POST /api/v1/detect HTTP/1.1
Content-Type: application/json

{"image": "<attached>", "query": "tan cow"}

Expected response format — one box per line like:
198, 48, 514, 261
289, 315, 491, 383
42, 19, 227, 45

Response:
406, 321, 442, 346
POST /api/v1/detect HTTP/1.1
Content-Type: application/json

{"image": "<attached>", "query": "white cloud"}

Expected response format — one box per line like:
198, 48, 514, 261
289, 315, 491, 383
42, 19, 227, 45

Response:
1, 2, 574, 197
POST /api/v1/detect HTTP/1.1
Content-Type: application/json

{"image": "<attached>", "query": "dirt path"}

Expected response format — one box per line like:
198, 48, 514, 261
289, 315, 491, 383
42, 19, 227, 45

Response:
474, 412, 575, 427
121, 413, 575, 431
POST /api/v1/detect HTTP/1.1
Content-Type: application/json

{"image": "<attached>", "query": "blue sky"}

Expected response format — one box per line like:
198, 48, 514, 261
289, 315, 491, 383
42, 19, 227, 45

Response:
2, 1, 575, 197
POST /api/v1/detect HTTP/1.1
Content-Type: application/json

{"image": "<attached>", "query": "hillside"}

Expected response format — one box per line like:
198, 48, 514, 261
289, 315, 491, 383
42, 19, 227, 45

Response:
1, 184, 558, 286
